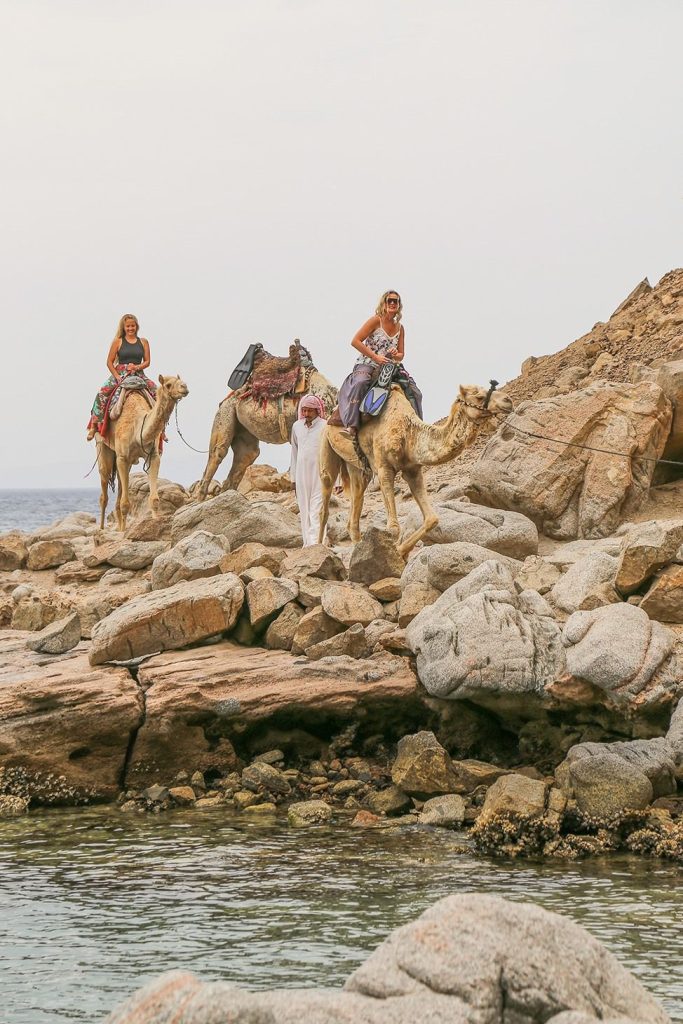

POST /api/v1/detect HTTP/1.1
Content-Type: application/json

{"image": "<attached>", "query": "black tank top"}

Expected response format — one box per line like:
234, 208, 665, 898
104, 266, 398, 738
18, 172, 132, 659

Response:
117, 336, 144, 365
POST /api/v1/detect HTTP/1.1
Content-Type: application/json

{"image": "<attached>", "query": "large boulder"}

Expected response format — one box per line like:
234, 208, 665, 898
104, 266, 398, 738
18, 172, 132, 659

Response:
89, 574, 244, 664
85, 539, 167, 570
400, 541, 520, 595
0, 633, 142, 804
103, 894, 669, 1023
171, 491, 301, 548
123, 474, 188, 521
402, 500, 538, 558
549, 552, 620, 613
348, 527, 405, 585
220, 542, 287, 577
406, 560, 564, 701
469, 380, 672, 539
555, 747, 653, 818
150, 531, 231, 590
127, 642, 418, 787
557, 738, 676, 802
562, 604, 679, 708
615, 519, 683, 595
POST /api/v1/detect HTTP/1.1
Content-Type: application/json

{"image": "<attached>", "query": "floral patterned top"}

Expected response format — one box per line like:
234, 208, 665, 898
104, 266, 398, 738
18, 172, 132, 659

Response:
355, 323, 401, 366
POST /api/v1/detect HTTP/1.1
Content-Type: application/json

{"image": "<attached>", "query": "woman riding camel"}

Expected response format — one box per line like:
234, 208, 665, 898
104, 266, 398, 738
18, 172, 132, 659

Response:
338, 290, 423, 437
86, 314, 157, 440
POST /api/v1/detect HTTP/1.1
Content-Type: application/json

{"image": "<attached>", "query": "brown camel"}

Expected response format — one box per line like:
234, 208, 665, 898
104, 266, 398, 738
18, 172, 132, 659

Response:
96, 374, 189, 530
318, 383, 514, 557
196, 363, 336, 499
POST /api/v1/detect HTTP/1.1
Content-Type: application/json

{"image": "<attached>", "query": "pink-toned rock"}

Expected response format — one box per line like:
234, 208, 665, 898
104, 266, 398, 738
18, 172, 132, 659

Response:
0, 631, 142, 804
89, 573, 244, 664
219, 543, 287, 577
321, 582, 384, 628
128, 642, 418, 788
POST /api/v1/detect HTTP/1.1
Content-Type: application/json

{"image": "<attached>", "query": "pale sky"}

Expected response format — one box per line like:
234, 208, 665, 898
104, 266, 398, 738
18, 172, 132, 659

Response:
1, 0, 682, 488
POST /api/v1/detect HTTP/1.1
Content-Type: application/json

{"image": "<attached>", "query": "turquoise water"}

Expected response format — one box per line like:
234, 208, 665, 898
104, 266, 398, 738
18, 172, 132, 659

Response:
0, 807, 680, 1023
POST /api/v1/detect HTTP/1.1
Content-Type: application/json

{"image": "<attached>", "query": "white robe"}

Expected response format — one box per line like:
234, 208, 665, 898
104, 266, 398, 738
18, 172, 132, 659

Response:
290, 416, 326, 546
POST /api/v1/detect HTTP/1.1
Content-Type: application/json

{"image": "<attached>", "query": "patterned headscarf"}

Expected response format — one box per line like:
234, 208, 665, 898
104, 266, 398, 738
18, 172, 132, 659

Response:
298, 394, 326, 420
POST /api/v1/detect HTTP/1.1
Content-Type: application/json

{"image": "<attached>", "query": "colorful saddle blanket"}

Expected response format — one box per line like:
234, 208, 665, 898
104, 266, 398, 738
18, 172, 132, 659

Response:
108, 376, 155, 421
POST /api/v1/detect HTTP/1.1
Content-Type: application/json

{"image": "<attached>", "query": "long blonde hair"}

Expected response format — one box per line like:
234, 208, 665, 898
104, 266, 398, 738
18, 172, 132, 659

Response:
375, 290, 403, 323
114, 313, 140, 342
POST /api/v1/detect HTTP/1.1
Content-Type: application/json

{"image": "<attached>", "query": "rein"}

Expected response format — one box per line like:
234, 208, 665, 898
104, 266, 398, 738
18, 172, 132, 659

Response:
174, 406, 208, 454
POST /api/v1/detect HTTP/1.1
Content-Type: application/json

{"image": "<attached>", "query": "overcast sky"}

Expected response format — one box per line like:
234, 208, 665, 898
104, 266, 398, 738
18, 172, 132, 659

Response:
1, 0, 682, 489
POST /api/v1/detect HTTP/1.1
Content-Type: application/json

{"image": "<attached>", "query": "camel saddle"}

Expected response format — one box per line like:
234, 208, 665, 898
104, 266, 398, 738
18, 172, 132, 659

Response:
108, 375, 154, 422
231, 339, 311, 406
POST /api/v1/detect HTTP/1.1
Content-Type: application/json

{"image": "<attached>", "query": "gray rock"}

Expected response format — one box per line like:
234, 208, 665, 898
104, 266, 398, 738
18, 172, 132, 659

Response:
550, 552, 620, 613
406, 560, 564, 700
555, 748, 653, 818
107, 541, 168, 571
562, 603, 679, 707
667, 699, 683, 780
101, 568, 136, 585
287, 800, 333, 828
514, 555, 562, 595
150, 530, 231, 589
171, 491, 301, 548
557, 738, 676, 801
348, 527, 405, 585
400, 541, 521, 595
402, 499, 538, 558
143, 785, 169, 803
418, 794, 466, 828
103, 894, 670, 1024
26, 612, 81, 655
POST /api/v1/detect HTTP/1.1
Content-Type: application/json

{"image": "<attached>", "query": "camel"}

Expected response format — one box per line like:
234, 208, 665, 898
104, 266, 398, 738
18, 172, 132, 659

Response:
96, 374, 189, 530
196, 349, 337, 499
318, 383, 514, 557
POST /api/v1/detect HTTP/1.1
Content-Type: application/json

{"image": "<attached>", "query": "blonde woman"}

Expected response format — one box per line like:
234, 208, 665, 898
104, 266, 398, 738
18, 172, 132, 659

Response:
337, 290, 423, 436
86, 314, 158, 440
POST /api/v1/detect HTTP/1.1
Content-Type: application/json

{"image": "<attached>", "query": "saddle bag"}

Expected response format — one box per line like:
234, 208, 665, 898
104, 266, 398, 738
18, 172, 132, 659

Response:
228, 344, 262, 390
360, 362, 397, 417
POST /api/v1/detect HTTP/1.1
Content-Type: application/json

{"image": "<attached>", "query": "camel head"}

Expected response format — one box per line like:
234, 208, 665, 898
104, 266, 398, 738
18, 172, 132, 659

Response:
458, 383, 513, 423
158, 374, 190, 402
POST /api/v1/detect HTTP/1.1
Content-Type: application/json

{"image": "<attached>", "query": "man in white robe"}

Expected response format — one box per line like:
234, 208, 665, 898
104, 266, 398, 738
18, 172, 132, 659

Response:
290, 395, 327, 546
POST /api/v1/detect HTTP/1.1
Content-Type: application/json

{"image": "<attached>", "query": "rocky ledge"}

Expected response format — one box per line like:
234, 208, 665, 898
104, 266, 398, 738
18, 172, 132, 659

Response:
104, 893, 670, 1023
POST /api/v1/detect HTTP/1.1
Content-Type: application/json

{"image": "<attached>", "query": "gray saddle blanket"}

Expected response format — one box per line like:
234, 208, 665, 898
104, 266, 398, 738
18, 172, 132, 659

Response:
109, 375, 154, 421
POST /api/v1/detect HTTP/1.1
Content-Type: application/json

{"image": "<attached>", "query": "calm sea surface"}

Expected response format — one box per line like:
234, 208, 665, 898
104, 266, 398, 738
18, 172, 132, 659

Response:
0, 808, 681, 1024
0, 489, 100, 534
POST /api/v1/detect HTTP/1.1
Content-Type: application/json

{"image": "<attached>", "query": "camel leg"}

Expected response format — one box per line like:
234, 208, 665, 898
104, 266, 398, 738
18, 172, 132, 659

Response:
398, 466, 439, 557
376, 465, 400, 539
225, 427, 260, 490
147, 444, 161, 517
97, 443, 115, 530
198, 401, 237, 500
318, 434, 342, 544
347, 466, 367, 544
117, 459, 132, 531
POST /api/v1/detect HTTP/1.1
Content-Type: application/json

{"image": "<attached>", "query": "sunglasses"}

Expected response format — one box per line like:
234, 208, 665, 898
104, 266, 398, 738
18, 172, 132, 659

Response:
386, 297, 400, 305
